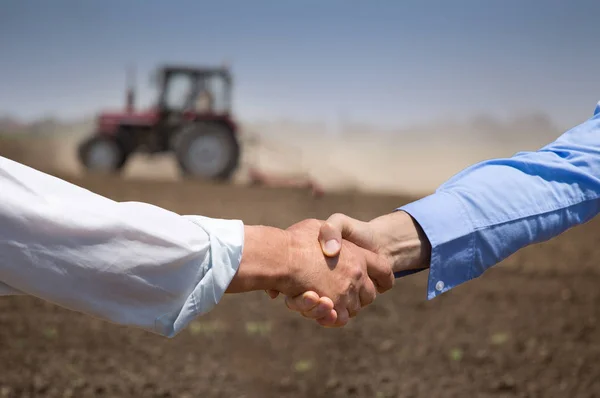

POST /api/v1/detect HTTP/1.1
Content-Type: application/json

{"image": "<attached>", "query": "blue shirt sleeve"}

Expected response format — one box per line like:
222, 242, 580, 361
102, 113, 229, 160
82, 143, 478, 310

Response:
398, 101, 600, 300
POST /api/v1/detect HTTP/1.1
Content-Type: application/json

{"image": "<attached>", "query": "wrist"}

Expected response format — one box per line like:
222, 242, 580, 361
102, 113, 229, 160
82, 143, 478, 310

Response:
226, 225, 291, 293
406, 212, 432, 270
370, 211, 431, 273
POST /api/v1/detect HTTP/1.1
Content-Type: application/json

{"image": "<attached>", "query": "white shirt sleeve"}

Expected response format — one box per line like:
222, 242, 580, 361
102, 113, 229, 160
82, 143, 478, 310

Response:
0, 156, 244, 337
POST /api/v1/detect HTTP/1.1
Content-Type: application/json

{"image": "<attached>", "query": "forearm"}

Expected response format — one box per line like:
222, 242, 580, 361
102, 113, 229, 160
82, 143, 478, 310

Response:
366, 210, 431, 274
0, 156, 243, 337
226, 225, 290, 293
398, 103, 600, 298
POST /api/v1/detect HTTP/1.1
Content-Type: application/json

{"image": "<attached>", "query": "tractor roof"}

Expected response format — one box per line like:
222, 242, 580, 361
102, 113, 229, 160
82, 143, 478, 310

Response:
159, 64, 231, 78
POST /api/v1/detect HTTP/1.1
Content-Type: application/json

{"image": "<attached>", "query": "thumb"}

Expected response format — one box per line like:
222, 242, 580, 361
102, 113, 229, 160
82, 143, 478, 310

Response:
319, 213, 373, 257
318, 221, 343, 257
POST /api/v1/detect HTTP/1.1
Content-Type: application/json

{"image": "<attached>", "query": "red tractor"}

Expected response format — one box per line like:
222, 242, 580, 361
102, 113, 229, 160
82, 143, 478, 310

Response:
78, 65, 240, 181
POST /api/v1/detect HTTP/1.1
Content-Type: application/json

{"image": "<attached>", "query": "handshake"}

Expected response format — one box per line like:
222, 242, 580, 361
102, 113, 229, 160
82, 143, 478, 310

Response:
226, 211, 432, 328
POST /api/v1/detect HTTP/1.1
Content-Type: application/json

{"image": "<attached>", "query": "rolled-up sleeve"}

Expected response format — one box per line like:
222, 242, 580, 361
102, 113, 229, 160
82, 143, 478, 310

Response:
0, 156, 244, 337
398, 101, 600, 299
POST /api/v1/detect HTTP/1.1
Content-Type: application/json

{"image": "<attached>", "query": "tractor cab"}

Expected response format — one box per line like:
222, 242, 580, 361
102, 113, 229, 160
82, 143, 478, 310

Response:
154, 65, 233, 117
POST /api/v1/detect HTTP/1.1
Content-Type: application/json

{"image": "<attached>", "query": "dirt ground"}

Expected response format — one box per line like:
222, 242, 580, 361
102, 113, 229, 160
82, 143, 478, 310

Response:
1, 157, 600, 397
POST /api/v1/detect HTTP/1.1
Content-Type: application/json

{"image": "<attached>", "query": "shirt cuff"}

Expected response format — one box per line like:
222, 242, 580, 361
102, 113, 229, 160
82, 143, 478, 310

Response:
154, 216, 244, 337
397, 191, 475, 300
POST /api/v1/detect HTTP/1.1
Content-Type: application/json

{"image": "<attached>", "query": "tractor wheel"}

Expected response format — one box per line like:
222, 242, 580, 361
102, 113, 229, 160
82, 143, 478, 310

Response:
78, 135, 128, 174
175, 123, 240, 181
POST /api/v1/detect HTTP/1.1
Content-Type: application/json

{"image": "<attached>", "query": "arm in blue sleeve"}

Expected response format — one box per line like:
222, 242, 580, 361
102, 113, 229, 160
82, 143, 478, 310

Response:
398, 102, 600, 299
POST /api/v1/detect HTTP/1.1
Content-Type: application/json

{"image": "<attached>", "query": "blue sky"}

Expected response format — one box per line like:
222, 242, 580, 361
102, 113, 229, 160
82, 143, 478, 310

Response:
1, 0, 599, 129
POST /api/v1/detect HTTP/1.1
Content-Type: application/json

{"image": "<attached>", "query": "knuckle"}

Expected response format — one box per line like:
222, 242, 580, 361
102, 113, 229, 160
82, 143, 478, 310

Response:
329, 213, 346, 223
381, 272, 394, 291
330, 295, 344, 309
338, 280, 351, 294
374, 266, 394, 291
346, 284, 358, 300
310, 306, 326, 318
370, 290, 377, 304
352, 266, 365, 281
388, 272, 396, 287
339, 290, 350, 304
330, 213, 354, 234
305, 218, 320, 227
285, 299, 293, 310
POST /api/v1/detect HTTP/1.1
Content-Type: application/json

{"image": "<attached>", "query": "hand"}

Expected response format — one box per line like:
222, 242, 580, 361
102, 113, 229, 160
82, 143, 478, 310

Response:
229, 220, 391, 326
263, 219, 394, 326
284, 219, 395, 326
319, 211, 431, 272
283, 211, 431, 325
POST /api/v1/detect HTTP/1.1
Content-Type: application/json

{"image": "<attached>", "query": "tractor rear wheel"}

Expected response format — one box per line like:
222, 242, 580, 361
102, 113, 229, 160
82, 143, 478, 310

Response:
175, 123, 240, 181
78, 135, 128, 173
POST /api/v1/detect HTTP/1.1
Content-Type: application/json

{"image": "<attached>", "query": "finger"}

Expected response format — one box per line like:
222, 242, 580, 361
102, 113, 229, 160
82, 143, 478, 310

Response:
333, 307, 350, 327
364, 251, 395, 293
285, 291, 320, 312
318, 221, 342, 257
344, 290, 362, 319
301, 297, 334, 319
319, 213, 373, 256
359, 276, 378, 308
316, 309, 338, 327
347, 302, 362, 319
265, 289, 280, 299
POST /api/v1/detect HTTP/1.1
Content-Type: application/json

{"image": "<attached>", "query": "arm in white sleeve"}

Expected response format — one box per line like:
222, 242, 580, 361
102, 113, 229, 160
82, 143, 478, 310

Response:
0, 156, 244, 337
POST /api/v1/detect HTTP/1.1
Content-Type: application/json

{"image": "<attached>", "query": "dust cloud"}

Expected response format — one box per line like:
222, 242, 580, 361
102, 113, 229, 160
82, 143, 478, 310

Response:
0, 113, 563, 196
237, 114, 562, 195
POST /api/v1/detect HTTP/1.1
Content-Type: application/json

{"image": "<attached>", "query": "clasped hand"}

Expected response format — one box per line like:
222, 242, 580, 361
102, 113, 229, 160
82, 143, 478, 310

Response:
267, 211, 430, 327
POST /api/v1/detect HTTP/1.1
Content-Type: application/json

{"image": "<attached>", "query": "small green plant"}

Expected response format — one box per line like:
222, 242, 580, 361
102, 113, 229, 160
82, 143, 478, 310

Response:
449, 347, 463, 362
43, 327, 58, 339
490, 332, 509, 345
245, 321, 272, 336
293, 359, 313, 373
188, 320, 225, 336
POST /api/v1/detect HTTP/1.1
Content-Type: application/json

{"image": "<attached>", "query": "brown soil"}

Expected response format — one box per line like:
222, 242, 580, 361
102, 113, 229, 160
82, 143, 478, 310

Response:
0, 164, 599, 397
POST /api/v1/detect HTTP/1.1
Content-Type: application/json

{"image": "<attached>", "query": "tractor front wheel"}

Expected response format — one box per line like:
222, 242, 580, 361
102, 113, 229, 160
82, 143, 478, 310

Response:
175, 124, 240, 181
78, 135, 128, 174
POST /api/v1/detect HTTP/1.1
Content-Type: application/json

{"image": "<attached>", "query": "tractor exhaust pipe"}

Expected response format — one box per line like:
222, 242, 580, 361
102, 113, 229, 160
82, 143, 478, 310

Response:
125, 65, 136, 113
